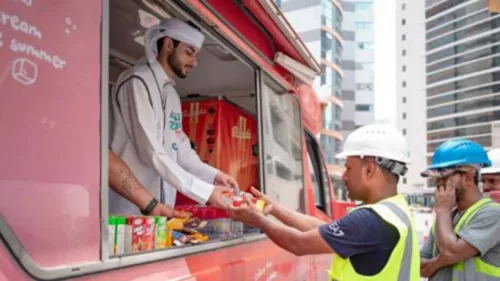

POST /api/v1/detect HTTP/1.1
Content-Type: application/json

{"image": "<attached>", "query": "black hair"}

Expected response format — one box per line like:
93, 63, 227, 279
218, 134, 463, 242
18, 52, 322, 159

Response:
156, 20, 202, 53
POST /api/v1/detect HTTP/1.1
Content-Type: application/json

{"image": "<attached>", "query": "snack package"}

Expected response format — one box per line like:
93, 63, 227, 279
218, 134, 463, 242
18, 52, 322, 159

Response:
125, 216, 144, 253
172, 231, 190, 246
143, 217, 156, 251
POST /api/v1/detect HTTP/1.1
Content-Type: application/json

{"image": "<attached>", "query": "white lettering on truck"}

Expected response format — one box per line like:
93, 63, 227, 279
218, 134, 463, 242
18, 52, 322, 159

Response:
0, 11, 42, 40
10, 39, 66, 69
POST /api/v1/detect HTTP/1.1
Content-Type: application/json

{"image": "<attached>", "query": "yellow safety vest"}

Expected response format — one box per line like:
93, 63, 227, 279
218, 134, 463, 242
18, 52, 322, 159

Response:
431, 198, 500, 281
328, 194, 420, 281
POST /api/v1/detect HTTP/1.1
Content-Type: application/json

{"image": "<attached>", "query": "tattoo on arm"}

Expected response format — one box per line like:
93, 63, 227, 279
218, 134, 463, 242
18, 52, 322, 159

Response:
117, 167, 139, 194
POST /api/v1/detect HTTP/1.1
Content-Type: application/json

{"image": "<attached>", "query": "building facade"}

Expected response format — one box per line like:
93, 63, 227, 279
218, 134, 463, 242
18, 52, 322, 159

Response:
397, 0, 500, 193
395, 0, 427, 194
341, 0, 375, 139
277, 0, 346, 189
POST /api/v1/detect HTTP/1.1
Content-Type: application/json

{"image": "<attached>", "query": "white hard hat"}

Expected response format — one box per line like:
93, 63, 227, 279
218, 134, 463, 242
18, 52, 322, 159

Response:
336, 124, 411, 164
481, 148, 500, 174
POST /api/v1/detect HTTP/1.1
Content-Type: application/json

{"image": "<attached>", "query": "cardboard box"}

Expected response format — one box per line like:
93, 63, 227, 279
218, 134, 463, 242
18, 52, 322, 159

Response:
176, 97, 258, 205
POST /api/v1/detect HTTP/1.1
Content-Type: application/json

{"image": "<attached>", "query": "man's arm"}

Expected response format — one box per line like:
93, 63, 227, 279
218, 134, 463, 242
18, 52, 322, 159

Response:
176, 131, 238, 188
434, 208, 479, 267
176, 131, 219, 184
249, 187, 325, 232
116, 79, 215, 204
108, 150, 181, 217
272, 204, 326, 231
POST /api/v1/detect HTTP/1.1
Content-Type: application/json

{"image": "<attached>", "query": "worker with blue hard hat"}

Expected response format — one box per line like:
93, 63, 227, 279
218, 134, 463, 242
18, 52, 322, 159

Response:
419, 138, 500, 281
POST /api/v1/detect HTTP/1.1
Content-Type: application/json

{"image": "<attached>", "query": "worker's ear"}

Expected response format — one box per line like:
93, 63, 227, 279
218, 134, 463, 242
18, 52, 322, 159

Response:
462, 172, 476, 188
163, 37, 174, 54
361, 159, 376, 181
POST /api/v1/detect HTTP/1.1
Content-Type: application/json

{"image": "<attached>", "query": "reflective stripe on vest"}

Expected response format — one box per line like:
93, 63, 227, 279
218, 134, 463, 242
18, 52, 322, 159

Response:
431, 198, 500, 280
328, 194, 420, 281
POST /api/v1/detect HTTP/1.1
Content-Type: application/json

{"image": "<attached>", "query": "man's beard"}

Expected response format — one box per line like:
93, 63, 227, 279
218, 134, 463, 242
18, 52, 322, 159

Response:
455, 184, 465, 202
168, 53, 187, 79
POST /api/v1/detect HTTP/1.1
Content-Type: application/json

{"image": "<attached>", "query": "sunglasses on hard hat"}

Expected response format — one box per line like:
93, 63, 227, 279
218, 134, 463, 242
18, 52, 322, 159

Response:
421, 166, 476, 179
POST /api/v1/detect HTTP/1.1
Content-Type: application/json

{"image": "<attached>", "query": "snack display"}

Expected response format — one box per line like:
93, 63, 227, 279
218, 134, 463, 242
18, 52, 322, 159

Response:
109, 192, 265, 257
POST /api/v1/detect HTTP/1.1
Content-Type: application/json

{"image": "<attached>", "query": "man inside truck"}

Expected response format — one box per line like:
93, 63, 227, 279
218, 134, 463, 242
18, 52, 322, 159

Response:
110, 19, 238, 216
229, 124, 420, 281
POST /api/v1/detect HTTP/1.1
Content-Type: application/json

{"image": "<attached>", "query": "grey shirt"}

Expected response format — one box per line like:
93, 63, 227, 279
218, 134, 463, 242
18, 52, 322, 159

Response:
420, 201, 500, 281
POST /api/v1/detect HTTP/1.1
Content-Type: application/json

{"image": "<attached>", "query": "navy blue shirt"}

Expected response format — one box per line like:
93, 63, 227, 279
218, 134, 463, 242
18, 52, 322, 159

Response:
319, 208, 400, 276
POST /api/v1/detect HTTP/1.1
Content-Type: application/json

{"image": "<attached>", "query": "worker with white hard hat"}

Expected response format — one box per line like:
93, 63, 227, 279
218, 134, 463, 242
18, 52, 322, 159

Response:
481, 148, 500, 202
229, 124, 420, 281
109, 19, 238, 216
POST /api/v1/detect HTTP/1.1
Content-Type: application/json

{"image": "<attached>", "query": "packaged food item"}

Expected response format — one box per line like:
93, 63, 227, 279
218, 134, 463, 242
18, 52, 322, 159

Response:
172, 231, 190, 246
143, 217, 156, 251
155, 216, 168, 249
115, 216, 126, 255
167, 217, 186, 231
108, 216, 116, 256
125, 216, 144, 253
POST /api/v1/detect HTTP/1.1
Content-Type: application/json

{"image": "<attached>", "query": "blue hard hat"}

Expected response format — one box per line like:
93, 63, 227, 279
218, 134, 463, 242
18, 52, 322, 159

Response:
425, 138, 491, 171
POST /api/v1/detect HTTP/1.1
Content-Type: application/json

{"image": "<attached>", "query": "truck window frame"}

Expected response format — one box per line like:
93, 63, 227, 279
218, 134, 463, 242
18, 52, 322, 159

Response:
0, 0, 307, 279
304, 131, 329, 214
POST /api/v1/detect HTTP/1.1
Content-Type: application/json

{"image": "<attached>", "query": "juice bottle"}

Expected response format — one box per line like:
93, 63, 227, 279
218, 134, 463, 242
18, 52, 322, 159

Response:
115, 216, 126, 255
155, 216, 168, 249
108, 216, 116, 256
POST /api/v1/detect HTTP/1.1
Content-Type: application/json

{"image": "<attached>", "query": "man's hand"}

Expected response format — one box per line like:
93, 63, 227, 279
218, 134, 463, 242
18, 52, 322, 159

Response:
434, 180, 456, 212
214, 172, 238, 188
421, 257, 440, 278
249, 186, 275, 216
208, 185, 232, 209
150, 203, 187, 218
229, 194, 265, 228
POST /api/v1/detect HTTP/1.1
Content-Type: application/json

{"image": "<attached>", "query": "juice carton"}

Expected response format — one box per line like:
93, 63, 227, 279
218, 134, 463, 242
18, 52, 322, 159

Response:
155, 216, 168, 249
143, 217, 156, 251
125, 216, 145, 253
115, 216, 126, 255
108, 216, 116, 256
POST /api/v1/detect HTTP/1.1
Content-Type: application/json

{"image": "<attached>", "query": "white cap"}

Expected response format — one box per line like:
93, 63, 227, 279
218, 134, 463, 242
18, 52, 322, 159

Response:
481, 148, 500, 175
336, 124, 411, 164
143, 19, 205, 63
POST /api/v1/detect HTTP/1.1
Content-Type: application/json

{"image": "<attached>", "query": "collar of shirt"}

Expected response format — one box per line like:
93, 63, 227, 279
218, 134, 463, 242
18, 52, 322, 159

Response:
149, 60, 176, 87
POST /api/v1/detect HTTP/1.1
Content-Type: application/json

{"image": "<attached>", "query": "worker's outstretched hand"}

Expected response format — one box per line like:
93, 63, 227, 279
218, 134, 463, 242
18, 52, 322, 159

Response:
229, 192, 265, 228
150, 203, 187, 218
249, 187, 275, 216
208, 185, 232, 209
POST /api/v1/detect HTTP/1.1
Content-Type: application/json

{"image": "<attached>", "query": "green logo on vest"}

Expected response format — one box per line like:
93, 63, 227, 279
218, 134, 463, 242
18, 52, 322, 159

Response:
169, 111, 181, 131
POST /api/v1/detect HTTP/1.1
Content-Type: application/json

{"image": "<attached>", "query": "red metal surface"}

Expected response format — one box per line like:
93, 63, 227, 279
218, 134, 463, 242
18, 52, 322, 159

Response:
295, 84, 322, 135
241, 0, 309, 66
